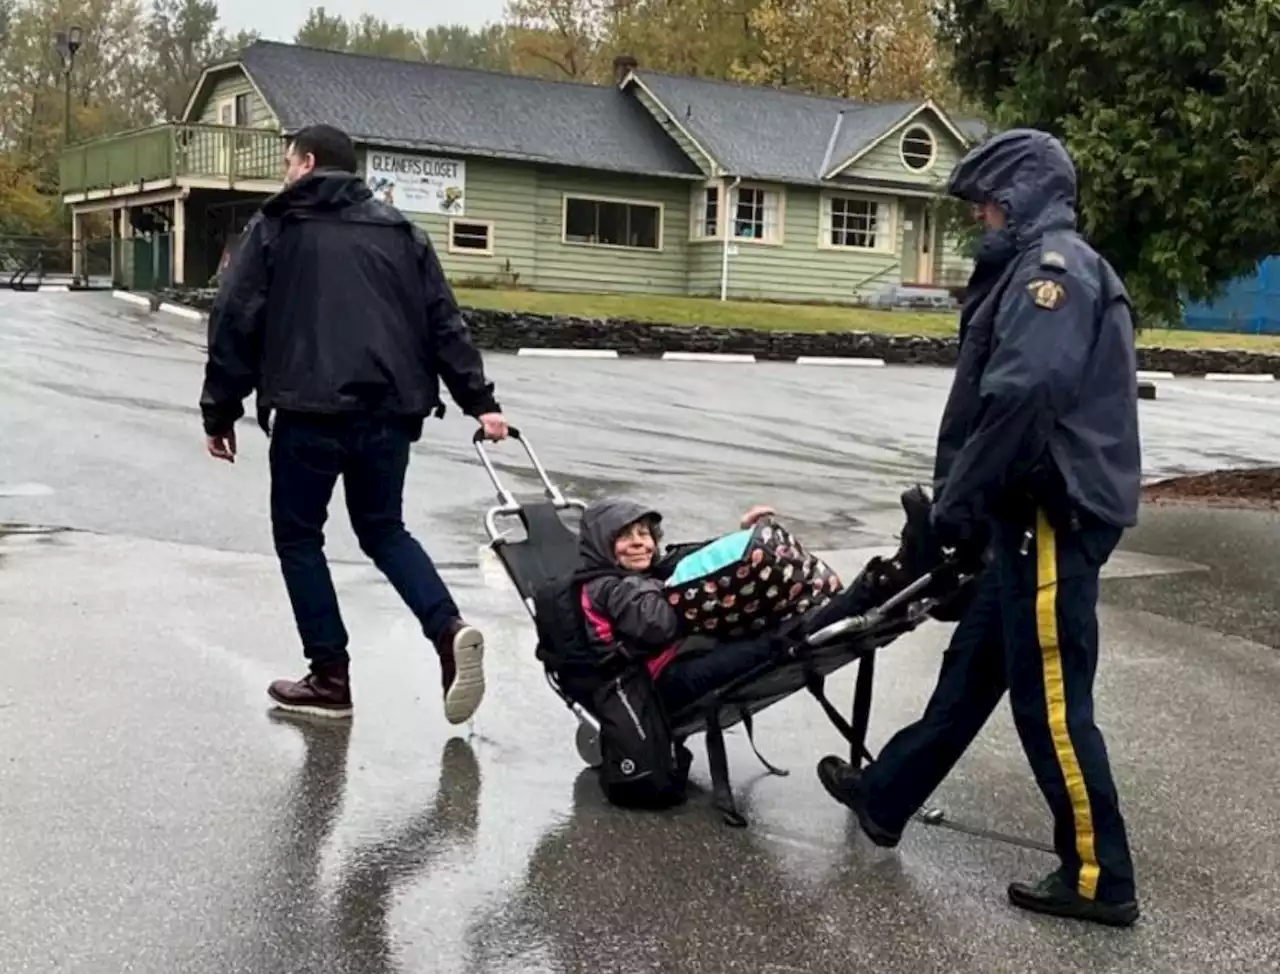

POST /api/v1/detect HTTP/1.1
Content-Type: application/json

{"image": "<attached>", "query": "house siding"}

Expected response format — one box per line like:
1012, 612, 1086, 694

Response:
688, 243, 724, 297
532, 168, 690, 294
193, 69, 277, 128
936, 233, 973, 289
717, 184, 904, 302
630, 84, 718, 177
352, 149, 690, 294
839, 113, 963, 189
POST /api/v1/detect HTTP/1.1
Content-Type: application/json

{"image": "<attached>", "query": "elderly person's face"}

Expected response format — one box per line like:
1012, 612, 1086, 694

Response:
614, 520, 657, 571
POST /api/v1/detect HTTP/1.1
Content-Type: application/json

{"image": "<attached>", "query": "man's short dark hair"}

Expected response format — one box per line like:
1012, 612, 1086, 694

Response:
289, 124, 358, 173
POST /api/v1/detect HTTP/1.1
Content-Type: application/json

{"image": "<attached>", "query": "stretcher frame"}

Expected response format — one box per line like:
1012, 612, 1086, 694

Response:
475, 428, 969, 827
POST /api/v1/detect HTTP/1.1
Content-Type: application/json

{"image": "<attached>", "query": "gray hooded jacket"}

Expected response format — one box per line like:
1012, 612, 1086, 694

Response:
577, 498, 683, 660
931, 128, 1141, 534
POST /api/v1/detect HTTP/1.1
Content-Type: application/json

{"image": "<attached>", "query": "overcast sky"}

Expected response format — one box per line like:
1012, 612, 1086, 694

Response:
218, 0, 509, 43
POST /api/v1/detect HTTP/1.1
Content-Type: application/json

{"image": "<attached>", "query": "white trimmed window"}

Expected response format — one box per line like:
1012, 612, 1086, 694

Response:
824, 195, 890, 250
691, 185, 720, 239
563, 196, 662, 250
732, 185, 783, 243
448, 219, 494, 255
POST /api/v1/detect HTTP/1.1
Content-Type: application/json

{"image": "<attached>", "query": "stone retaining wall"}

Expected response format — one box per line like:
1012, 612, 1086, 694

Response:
153, 287, 1280, 376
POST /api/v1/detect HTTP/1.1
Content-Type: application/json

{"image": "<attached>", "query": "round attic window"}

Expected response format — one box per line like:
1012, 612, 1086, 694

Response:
900, 126, 936, 171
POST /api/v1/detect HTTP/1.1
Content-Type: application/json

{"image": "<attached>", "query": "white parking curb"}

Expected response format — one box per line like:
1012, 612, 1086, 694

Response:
158, 302, 206, 321
112, 290, 152, 308
794, 356, 886, 367
516, 348, 619, 359
38, 285, 69, 293
1137, 370, 1175, 380
661, 351, 756, 363
1204, 372, 1276, 383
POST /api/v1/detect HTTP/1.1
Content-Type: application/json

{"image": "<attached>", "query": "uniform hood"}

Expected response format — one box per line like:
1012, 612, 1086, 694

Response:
579, 498, 663, 571
947, 128, 1078, 245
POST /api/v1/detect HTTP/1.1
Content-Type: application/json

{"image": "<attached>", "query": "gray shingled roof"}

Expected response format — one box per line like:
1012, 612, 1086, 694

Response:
236, 41, 703, 180
632, 71, 977, 184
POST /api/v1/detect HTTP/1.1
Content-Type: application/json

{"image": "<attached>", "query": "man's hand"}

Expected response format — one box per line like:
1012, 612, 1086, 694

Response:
478, 413, 508, 441
740, 505, 776, 529
207, 429, 237, 463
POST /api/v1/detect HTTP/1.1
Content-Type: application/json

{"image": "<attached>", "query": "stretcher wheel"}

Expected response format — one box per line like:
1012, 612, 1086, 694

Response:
575, 720, 602, 768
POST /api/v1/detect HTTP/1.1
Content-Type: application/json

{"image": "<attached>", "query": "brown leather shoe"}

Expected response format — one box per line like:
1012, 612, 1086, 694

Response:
436, 620, 486, 725
267, 663, 352, 719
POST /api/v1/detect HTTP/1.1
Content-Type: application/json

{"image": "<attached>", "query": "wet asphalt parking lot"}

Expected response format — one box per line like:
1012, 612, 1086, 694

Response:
1, 291, 1278, 973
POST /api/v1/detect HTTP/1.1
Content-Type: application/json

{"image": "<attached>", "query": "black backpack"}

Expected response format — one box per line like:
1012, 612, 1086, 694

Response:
531, 571, 688, 809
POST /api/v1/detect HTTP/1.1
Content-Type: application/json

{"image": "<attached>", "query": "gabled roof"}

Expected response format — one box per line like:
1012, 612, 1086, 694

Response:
627, 71, 979, 185
225, 41, 703, 180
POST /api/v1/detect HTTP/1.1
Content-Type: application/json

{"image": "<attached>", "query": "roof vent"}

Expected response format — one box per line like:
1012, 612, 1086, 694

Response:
613, 54, 638, 86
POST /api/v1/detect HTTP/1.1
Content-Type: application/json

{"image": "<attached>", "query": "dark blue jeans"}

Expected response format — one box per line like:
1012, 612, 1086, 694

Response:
656, 635, 778, 717
269, 412, 459, 668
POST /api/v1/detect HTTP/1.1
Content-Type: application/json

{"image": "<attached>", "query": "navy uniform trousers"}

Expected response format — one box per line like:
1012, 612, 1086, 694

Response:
861, 507, 1137, 904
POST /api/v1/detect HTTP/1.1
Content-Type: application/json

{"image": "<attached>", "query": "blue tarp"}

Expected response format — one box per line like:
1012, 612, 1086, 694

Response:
1181, 257, 1280, 335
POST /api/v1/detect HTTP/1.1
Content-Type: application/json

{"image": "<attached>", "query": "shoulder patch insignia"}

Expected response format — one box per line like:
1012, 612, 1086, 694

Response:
1028, 278, 1067, 310
1041, 250, 1067, 270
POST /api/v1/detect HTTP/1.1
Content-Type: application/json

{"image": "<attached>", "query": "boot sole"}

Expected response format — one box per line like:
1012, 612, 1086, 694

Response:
444, 627, 486, 725
267, 693, 353, 720
1008, 888, 1139, 928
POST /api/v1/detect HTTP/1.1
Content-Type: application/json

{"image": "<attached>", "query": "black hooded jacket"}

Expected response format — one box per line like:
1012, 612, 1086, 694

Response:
931, 129, 1142, 535
199, 169, 499, 436
576, 499, 686, 666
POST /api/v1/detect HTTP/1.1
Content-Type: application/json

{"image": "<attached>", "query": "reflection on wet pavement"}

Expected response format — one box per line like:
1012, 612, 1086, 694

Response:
4, 291, 1280, 974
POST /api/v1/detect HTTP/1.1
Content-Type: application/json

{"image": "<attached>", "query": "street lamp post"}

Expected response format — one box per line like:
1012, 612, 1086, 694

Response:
55, 26, 82, 144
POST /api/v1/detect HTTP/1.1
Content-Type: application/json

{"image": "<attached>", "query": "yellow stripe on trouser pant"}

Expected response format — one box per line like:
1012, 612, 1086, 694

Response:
1034, 508, 1101, 900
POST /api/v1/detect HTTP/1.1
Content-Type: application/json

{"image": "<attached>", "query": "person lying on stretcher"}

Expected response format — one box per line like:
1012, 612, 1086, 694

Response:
560, 489, 938, 720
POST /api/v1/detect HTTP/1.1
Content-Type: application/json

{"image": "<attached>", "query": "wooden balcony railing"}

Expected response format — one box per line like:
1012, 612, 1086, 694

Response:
60, 124, 285, 195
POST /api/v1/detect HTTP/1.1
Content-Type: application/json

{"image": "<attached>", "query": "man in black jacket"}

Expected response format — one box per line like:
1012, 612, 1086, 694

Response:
199, 124, 507, 725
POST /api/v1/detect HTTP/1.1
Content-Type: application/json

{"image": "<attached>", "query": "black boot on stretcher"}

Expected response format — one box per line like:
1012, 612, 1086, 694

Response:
803, 485, 937, 634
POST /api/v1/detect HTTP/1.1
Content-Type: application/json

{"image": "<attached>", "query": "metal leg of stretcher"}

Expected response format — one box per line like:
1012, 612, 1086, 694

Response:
804, 671, 875, 765
849, 651, 875, 768
704, 709, 748, 828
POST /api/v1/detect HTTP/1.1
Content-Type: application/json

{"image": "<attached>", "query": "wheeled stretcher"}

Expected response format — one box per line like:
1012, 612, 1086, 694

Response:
475, 428, 974, 827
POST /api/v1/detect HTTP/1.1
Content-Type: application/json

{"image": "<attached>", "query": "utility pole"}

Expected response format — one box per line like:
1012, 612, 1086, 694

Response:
55, 26, 82, 145
55, 26, 84, 283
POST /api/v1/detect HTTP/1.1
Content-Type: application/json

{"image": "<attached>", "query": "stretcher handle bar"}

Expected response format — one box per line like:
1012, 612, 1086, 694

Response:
483, 498, 587, 545
472, 426, 568, 510
806, 570, 939, 647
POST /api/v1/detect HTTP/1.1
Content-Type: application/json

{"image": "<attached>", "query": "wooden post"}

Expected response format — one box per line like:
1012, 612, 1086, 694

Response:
172, 196, 186, 285
70, 207, 83, 284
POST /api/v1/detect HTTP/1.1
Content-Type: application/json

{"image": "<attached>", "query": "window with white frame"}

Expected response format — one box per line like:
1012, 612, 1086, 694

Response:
825, 195, 888, 250
732, 186, 782, 242
563, 196, 662, 249
691, 185, 720, 239
449, 220, 493, 254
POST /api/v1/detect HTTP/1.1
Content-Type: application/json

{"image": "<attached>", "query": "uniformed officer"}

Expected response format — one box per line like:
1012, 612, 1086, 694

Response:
816, 128, 1143, 928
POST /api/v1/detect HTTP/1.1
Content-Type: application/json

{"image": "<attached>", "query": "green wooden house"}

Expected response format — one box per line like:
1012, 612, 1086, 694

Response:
58, 40, 984, 300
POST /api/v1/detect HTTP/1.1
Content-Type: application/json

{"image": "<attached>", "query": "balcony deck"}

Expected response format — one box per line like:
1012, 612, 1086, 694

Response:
59, 124, 284, 199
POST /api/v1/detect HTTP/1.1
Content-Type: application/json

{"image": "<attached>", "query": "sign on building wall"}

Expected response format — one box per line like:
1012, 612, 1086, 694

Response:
365, 151, 467, 216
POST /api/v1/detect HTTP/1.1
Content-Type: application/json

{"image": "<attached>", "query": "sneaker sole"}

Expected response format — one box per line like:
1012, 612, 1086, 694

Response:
444, 626, 486, 725
267, 690, 353, 720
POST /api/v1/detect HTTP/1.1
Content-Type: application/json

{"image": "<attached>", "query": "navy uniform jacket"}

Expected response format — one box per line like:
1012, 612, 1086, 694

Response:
931, 129, 1142, 539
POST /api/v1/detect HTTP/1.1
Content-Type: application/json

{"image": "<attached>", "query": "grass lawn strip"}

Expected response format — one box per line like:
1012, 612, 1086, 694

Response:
454, 288, 1280, 354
